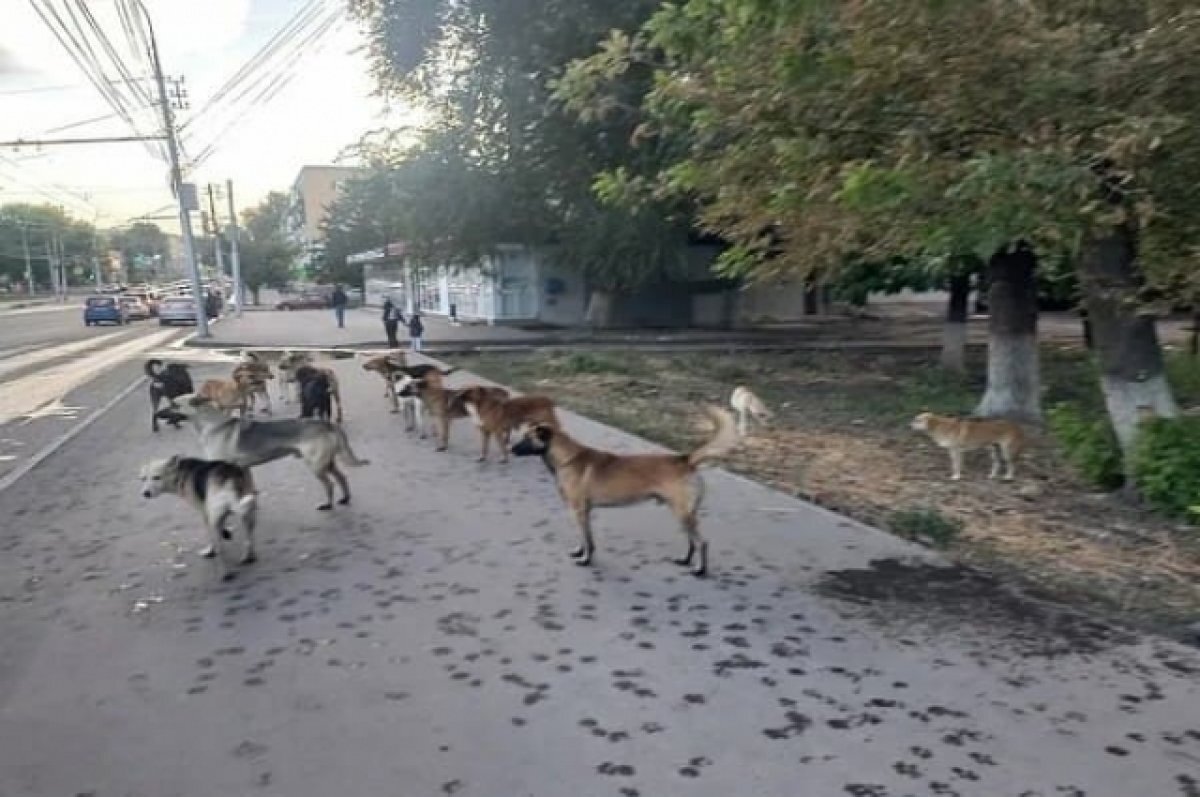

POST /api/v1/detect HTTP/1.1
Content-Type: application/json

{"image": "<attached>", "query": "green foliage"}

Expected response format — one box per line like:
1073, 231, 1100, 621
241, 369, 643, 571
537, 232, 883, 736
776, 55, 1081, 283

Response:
0, 203, 98, 288
346, 0, 693, 291
888, 507, 963, 548
1165, 351, 1200, 405
1046, 403, 1125, 490
108, 222, 167, 283
1132, 416, 1200, 519
239, 192, 296, 298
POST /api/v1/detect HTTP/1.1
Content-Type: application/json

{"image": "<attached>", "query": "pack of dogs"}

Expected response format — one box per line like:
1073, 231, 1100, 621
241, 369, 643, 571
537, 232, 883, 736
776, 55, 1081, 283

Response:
140, 347, 1026, 582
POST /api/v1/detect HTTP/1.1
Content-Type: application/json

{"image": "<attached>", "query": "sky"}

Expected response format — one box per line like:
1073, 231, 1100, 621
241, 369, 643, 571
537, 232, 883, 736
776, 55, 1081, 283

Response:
0, 0, 411, 232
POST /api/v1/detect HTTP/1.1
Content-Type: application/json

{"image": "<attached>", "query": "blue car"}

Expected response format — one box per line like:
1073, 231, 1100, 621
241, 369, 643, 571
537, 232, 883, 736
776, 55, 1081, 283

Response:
84, 295, 128, 326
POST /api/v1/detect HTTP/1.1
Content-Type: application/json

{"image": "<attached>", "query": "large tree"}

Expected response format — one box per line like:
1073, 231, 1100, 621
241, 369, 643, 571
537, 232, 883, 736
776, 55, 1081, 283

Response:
239, 192, 296, 304
348, 0, 696, 319
560, 0, 1200, 451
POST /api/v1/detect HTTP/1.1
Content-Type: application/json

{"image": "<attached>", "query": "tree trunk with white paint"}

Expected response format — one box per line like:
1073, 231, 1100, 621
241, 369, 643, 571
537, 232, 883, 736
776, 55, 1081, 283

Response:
584, 290, 614, 329
976, 244, 1041, 421
940, 272, 971, 372
1078, 224, 1177, 463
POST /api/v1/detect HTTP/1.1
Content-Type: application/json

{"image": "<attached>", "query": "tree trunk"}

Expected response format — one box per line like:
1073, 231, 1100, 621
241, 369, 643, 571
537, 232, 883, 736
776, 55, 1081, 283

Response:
1078, 224, 1177, 462
1190, 308, 1200, 357
803, 281, 819, 315
251, 286, 261, 306
584, 289, 614, 328
940, 272, 971, 372
976, 244, 1041, 421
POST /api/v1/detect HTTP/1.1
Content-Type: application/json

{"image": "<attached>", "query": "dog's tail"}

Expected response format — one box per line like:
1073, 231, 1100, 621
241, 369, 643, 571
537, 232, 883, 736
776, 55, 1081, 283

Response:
687, 406, 740, 468
145, 358, 164, 378
335, 426, 371, 467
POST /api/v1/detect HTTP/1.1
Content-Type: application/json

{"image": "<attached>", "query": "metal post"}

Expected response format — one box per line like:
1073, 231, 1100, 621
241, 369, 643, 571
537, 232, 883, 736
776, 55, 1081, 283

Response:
20, 225, 34, 296
226, 179, 244, 317
207, 184, 226, 284
136, 0, 207, 335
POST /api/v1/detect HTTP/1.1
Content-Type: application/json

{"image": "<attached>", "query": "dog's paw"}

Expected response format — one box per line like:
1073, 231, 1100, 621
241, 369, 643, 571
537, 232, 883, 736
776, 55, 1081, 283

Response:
220, 528, 233, 540
316, 503, 333, 511
241, 550, 257, 565
337, 497, 350, 505
198, 545, 216, 558
221, 571, 237, 582
691, 565, 707, 578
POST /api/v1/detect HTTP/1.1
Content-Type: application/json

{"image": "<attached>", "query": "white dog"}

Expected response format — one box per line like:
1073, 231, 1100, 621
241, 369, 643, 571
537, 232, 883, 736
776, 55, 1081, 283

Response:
140, 455, 259, 579
730, 385, 773, 436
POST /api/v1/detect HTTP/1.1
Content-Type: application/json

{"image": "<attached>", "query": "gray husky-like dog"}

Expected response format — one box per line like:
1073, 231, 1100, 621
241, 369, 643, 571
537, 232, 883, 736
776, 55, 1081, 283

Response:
188, 399, 370, 509
140, 455, 258, 580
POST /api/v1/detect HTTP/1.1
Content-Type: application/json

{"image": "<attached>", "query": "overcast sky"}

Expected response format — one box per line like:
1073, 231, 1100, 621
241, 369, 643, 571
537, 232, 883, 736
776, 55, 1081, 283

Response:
0, 0, 406, 231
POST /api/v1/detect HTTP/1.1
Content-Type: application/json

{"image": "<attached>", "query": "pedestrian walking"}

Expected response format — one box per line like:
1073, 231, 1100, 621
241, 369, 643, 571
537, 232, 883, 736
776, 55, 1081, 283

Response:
331, 284, 348, 329
382, 297, 404, 348
408, 311, 424, 353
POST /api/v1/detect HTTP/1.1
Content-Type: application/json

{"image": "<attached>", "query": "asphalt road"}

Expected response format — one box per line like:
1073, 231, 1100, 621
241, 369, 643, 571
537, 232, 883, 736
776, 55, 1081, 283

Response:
0, 306, 187, 486
0, 354, 1196, 797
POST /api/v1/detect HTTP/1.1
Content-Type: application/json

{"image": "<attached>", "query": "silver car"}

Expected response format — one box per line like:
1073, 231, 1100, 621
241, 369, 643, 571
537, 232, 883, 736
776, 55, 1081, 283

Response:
158, 296, 199, 326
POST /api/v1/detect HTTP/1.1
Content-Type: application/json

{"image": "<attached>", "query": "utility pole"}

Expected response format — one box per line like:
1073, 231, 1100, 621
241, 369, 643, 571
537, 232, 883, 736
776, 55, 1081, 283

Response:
206, 183, 226, 283
226, 179, 244, 317
20, 224, 34, 296
137, 0, 207, 335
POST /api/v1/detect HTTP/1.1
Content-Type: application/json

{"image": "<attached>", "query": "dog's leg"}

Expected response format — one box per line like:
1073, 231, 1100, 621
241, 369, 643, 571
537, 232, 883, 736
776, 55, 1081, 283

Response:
737, 408, 748, 437
150, 391, 161, 433
330, 462, 351, 505
568, 500, 595, 565
478, 427, 490, 462
315, 468, 335, 511
202, 513, 232, 580
988, 444, 1002, 480
436, 412, 449, 451
1001, 442, 1017, 481
333, 387, 343, 424
949, 447, 964, 481
388, 379, 400, 413
499, 427, 512, 463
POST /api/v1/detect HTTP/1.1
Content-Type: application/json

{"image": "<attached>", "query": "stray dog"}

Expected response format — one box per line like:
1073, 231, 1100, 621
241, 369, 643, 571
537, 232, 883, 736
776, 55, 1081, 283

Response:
278, 351, 343, 422
511, 407, 739, 576
454, 385, 560, 462
232, 360, 274, 415
361, 352, 407, 413
196, 377, 253, 416
910, 411, 1024, 481
399, 374, 506, 450
187, 398, 369, 509
146, 359, 193, 432
730, 385, 773, 436
295, 365, 333, 421
139, 455, 258, 579
391, 364, 459, 432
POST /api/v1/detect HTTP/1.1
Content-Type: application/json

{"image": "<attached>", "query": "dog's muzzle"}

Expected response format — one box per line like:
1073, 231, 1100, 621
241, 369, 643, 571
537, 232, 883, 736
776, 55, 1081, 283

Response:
142, 490, 154, 498
510, 439, 539, 457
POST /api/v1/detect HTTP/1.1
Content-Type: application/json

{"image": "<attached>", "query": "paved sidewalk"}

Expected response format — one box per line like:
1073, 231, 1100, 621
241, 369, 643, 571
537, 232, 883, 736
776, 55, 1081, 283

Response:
1, 355, 1197, 797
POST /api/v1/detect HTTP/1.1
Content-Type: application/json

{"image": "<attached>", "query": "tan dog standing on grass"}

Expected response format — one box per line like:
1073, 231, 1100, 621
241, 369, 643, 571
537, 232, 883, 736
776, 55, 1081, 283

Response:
910, 411, 1025, 481
510, 407, 739, 577
455, 386, 560, 462
730, 385, 773, 436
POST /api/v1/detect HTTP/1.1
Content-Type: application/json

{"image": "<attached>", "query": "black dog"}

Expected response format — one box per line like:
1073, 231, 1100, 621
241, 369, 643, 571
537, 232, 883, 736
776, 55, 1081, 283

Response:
296, 365, 332, 422
146, 359, 194, 432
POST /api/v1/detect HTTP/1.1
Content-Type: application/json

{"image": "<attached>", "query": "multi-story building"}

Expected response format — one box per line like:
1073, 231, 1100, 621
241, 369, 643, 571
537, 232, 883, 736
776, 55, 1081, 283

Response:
284, 165, 364, 276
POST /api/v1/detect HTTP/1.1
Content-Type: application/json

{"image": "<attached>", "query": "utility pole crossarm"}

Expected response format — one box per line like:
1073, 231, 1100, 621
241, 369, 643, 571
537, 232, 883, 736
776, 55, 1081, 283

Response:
0, 135, 169, 148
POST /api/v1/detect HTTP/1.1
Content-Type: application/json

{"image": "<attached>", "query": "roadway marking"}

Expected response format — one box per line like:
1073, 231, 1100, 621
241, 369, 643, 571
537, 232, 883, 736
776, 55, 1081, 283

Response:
0, 329, 134, 381
0, 329, 177, 426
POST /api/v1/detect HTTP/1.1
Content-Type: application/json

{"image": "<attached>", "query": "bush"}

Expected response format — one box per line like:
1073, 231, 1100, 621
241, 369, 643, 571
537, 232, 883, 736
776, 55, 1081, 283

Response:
1132, 416, 1200, 519
888, 508, 963, 548
1046, 402, 1124, 490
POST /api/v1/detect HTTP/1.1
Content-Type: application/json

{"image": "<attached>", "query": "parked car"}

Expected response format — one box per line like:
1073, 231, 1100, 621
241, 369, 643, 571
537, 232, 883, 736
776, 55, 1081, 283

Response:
119, 295, 152, 320
84, 295, 128, 326
275, 290, 331, 311
158, 296, 199, 326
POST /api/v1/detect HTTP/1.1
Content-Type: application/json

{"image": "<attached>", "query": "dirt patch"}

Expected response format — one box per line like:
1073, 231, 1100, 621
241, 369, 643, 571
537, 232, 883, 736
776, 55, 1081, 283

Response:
817, 558, 1136, 658
451, 345, 1200, 640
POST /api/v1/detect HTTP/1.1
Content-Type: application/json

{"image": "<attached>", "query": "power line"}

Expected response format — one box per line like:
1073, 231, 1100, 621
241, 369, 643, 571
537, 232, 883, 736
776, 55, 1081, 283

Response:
185, 6, 345, 171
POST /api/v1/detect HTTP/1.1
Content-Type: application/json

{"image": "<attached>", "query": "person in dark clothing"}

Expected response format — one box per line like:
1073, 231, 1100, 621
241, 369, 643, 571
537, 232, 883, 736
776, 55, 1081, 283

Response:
331, 284, 348, 329
382, 297, 404, 348
408, 311, 424, 352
